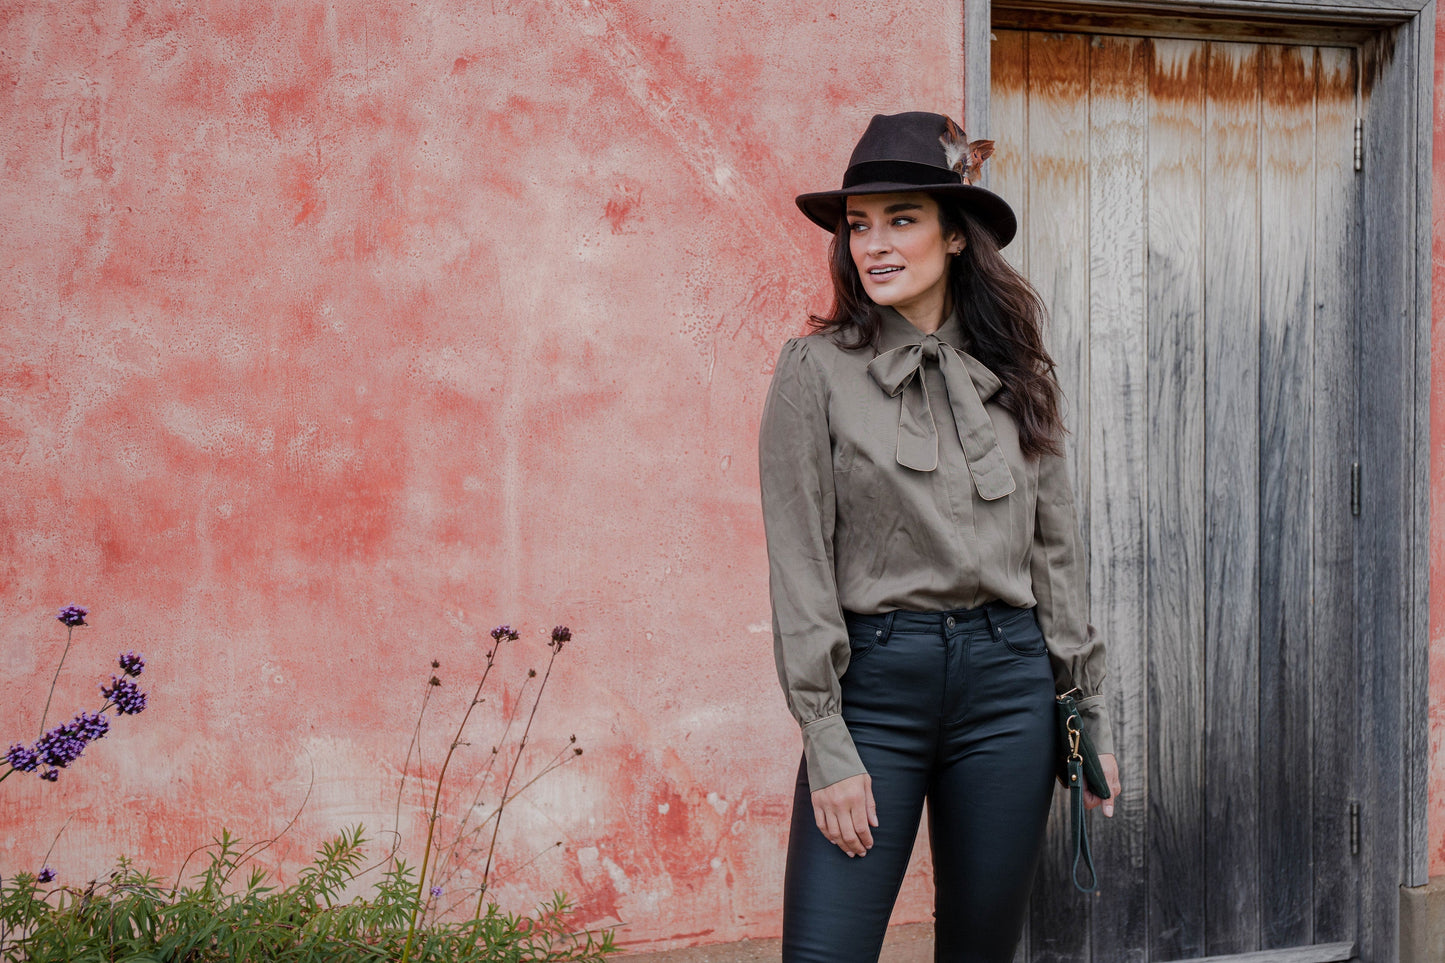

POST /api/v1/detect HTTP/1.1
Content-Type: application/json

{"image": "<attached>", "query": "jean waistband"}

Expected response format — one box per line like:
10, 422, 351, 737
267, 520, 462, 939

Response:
842, 600, 1029, 635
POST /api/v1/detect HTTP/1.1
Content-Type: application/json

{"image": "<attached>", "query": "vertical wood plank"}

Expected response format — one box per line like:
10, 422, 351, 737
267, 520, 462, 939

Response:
1018, 29, 1093, 963
1406, 0, 1435, 893
1085, 32, 1150, 963
1144, 36, 1207, 963
1257, 42, 1317, 950
1024, 30, 1091, 500
1201, 40, 1263, 956
1309, 43, 1360, 947
990, 30, 1029, 279
1356, 25, 1413, 963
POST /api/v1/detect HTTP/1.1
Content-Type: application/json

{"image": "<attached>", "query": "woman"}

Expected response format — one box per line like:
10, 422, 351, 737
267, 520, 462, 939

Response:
758, 111, 1123, 962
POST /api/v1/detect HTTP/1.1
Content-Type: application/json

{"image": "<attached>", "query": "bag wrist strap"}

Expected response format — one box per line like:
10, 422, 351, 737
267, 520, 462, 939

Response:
1069, 757, 1099, 892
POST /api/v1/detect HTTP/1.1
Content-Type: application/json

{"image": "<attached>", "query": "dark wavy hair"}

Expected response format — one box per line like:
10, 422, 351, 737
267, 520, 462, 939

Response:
807, 197, 1065, 457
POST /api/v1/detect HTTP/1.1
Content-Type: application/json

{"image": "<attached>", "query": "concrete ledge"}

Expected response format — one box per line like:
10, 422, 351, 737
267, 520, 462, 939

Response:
615, 921, 934, 963
1400, 877, 1445, 963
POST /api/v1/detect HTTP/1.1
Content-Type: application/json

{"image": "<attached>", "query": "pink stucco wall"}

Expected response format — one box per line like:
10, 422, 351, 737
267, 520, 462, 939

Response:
0, 1, 964, 950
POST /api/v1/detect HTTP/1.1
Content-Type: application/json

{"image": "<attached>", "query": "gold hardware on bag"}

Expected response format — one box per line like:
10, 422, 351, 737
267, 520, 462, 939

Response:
1055, 692, 1104, 892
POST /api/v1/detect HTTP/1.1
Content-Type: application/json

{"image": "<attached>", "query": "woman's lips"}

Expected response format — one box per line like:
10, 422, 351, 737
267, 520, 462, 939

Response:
866, 265, 903, 280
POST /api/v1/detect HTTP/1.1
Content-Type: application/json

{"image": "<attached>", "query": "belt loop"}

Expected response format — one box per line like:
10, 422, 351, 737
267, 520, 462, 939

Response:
982, 604, 999, 641
877, 610, 897, 646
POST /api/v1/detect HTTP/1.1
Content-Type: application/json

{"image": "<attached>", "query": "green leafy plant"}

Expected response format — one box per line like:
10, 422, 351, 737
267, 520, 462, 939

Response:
1, 827, 615, 962
3, 612, 613, 962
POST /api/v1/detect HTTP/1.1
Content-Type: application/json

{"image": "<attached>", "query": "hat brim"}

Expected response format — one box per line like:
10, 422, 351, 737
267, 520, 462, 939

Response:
795, 181, 1018, 249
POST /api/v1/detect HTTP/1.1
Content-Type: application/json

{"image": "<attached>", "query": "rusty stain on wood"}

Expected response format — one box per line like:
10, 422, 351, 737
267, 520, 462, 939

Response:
1148, 37, 1206, 103
1357, 30, 1397, 99
1318, 47, 1357, 97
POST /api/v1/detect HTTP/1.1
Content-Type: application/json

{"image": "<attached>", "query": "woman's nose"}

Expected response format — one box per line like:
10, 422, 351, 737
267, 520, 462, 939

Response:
867, 231, 891, 254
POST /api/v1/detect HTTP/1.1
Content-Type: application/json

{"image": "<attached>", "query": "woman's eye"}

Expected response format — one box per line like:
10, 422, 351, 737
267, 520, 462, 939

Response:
848, 222, 867, 233
891, 216, 915, 227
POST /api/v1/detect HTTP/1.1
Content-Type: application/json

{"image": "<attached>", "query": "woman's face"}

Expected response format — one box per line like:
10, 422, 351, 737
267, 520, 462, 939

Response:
846, 192, 962, 326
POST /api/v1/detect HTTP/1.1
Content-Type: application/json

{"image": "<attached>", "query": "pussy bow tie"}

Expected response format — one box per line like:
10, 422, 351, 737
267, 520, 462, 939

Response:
866, 334, 1017, 500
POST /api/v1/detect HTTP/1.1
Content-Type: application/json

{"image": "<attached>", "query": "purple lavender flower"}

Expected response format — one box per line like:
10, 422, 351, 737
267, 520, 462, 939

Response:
490, 624, 519, 642
6, 743, 39, 773
430, 885, 443, 898
35, 721, 87, 768
39, 769, 58, 782
100, 676, 147, 715
36, 867, 55, 884
56, 605, 88, 627
75, 711, 109, 741
21, 712, 111, 775
118, 651, 145, 677
551, 625, 571, 648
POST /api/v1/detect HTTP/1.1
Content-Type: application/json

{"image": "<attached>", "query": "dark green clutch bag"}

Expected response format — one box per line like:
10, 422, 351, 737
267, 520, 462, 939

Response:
1056, 691, 1110, 892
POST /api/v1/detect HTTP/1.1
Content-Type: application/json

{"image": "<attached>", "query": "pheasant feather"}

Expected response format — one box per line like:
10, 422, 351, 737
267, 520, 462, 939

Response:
940, 117, 970, 177
963, 139, 995, 185
940, 117, 996, 185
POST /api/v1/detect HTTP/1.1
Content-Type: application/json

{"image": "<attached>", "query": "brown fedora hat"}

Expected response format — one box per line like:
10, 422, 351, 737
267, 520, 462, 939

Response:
795, 111, 1017, 247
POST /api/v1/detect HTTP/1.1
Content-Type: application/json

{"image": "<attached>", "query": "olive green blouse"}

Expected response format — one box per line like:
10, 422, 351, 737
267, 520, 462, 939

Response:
758, 305, 1113, 792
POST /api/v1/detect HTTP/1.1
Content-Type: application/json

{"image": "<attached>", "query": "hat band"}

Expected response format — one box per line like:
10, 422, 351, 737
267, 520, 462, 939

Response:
842, 159, 963, 190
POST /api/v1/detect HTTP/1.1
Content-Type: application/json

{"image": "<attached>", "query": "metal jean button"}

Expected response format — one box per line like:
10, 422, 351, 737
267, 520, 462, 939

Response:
945, 616, 956, 628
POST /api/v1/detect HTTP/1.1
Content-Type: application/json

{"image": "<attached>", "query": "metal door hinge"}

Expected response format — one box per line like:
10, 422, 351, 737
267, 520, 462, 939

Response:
1353, 118, 1363, 172
1350, 462, 1361, 517
1350, 802, 1360, 855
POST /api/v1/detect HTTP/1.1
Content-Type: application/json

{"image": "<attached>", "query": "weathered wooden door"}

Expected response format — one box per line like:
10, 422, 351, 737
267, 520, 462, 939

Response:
992, 31, 1364, 963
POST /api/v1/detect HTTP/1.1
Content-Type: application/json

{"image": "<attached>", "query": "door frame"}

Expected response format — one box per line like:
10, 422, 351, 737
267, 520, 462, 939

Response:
967, 0, 1434, 954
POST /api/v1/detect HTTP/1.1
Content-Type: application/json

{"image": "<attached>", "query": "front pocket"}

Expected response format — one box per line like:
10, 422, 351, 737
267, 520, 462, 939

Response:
997, 610, 1046, 657
846, 625, 884, 664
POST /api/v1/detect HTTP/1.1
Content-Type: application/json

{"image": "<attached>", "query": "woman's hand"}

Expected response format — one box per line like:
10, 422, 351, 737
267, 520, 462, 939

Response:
1084, 753, 1121, 817
811, 772, 878, 857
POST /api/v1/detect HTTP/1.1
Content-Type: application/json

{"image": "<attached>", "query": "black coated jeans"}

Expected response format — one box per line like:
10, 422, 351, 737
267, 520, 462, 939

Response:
782, 603, 1057, 963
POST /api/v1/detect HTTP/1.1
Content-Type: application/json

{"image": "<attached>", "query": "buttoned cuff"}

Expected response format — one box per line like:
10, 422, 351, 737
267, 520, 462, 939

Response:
801, 714, 866, 791
1075, 696, 1114, 758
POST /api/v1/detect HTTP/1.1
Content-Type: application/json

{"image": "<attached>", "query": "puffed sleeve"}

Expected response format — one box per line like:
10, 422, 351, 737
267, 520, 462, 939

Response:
758, 337, 866, 791
1030, 447, 1115, 757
